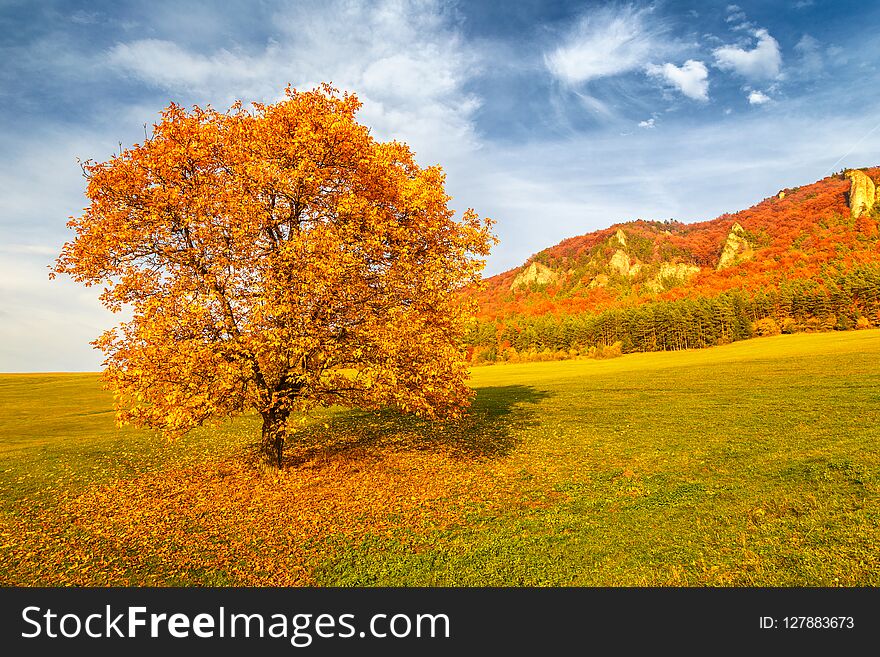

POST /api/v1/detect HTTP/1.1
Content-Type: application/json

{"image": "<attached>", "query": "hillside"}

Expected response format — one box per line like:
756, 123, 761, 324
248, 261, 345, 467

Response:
467, 168, 880, 362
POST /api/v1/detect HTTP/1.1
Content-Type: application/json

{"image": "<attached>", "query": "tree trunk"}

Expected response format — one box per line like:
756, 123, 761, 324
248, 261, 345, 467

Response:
260, 408, 289, 468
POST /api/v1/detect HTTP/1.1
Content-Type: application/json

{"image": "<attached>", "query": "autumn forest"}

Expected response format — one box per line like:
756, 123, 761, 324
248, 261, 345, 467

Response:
465, 168, 880, 363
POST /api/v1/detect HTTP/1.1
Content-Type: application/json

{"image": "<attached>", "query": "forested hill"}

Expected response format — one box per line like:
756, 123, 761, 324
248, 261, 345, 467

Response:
465, 168, 880, 363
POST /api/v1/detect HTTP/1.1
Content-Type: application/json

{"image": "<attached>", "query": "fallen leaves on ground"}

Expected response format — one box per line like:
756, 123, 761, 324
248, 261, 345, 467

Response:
0, 442, 533, 586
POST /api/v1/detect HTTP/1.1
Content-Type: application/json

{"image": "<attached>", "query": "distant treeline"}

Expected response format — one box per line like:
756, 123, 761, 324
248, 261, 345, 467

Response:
465, 264, 880, 363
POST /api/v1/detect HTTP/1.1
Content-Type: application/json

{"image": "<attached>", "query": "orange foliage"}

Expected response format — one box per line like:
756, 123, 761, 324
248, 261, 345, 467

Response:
53, 85, 495, 465
473, 169, 879, 323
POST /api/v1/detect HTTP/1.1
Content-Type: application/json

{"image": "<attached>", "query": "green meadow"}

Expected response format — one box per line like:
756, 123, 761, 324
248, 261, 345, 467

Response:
1, 330, 878, 586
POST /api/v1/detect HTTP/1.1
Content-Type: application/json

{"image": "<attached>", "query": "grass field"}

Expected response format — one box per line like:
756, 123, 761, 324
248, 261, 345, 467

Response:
1, 330, 878, 586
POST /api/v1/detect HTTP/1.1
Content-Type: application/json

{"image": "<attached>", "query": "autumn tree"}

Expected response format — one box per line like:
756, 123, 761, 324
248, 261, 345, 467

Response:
53, 84, 495, 467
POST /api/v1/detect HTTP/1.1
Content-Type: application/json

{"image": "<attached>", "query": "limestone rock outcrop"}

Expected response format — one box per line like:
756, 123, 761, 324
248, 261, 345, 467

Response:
659, 262, 700, 280
588, 273, 609, 288
511, 261, 557, 291
716, 222, 752, 271
846, 169, 875, 218
614, 228, 627, 248
646, 262, 701, 292
608, 249, 631, 276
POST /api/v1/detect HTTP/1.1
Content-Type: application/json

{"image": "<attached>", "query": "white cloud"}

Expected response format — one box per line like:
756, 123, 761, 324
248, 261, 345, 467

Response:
646, 59, 709, 101
748, 90, 771, 105
794, 34, 823, 75
106, 0, 480, 163
730, 21, 755, 33
638, 118, 656, 129
108, 39, 255, 93
713, 29, 782, 80
545, 5, 669, 85
723, 4, 753, 31
570, 90, 616, 119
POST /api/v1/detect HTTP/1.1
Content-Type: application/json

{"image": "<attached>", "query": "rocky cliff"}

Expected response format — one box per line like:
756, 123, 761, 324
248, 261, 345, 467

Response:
646, 262, 701, 292
846, 169, 875, 218
608, 249, 632, 276
510, 261, 557, 290
716, 222, 752, 271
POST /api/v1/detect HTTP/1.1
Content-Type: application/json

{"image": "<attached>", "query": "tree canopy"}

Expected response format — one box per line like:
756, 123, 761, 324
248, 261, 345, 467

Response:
53, 84, 495, 466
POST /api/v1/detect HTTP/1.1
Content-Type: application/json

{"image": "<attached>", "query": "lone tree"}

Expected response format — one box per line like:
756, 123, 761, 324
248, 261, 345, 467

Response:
53, 85, 495, 467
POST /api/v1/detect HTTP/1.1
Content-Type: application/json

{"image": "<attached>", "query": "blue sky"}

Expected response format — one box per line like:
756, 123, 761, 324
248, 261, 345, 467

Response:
2, 0, 880, 371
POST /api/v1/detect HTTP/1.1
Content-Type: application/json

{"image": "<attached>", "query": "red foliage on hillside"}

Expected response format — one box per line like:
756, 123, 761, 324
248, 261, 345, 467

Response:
474, 168, 880, 322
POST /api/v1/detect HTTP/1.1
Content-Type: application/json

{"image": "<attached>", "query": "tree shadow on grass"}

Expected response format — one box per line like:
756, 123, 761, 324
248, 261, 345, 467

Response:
280, 385, 553, 467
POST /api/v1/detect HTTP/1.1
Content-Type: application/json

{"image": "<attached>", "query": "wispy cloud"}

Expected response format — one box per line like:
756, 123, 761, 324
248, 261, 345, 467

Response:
69, 10, 101, 25
794, 34, 824, 75
713, 29, 782, 80
723, 3, 754, 31
544, 5, 669, 86
646, 60, 709, 101
725, 7, 747, 24
106, 0, 481, 162
108, 39, 267, 96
